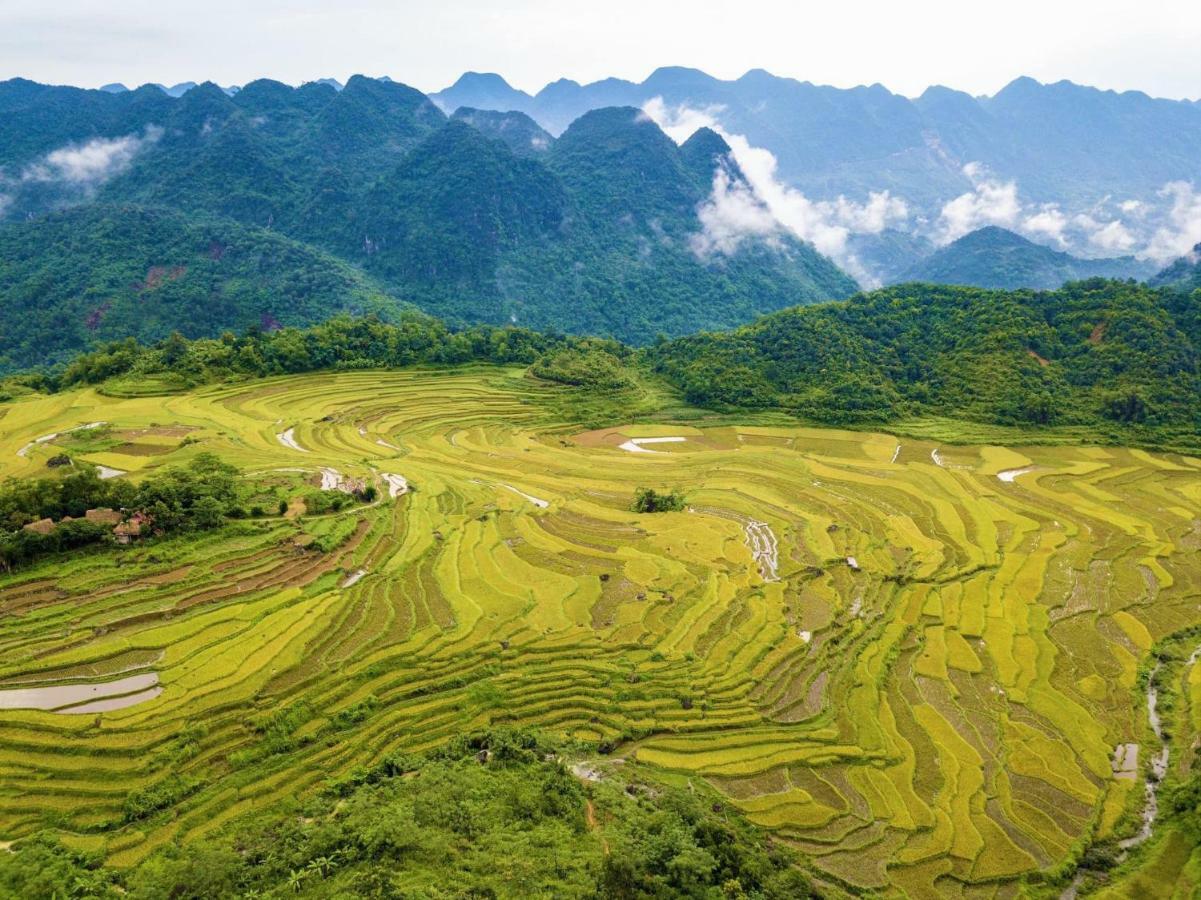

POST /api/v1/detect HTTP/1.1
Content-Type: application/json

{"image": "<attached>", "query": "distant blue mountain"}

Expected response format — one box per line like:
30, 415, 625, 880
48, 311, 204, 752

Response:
432, 68, 1201, 212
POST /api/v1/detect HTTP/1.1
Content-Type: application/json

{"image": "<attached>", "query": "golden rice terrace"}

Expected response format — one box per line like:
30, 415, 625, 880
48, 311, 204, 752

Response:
1, 369, 1199, 897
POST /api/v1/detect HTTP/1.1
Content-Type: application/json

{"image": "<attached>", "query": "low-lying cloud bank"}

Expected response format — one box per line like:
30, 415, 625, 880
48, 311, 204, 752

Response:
644, 98, 906, 283
0, 126, 161, 216
936, 163, 1199, 262
646, 97, 1200, 276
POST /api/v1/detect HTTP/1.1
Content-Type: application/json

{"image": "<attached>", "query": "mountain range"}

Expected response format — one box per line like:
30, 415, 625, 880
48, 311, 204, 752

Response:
1150, 242, 1201, 293
0, 76, 854, 369
430, 67, 1201, 206
0, 70, 1196, 372
430, 68, 1201, 278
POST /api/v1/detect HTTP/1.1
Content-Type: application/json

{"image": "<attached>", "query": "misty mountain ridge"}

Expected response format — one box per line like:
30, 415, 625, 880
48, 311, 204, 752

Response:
428, 67, 1201, 281
1150, 242, 1201, 293
899, 226, 1158, 290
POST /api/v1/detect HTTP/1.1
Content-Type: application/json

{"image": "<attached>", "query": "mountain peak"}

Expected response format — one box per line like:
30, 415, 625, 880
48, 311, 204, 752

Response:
451, 71, 517, 91
452, 107, 554, 155
680, 126, 736, 183
644, 66, 717, 87
430, 72, 532, 115
992, 75, 1043, 100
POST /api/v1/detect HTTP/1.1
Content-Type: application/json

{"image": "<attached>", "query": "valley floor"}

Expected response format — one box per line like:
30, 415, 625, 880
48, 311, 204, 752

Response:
0, 368, 1199, 897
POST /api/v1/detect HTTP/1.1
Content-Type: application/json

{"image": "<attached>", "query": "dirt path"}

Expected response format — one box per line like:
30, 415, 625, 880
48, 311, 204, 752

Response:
584, 799, 608, 854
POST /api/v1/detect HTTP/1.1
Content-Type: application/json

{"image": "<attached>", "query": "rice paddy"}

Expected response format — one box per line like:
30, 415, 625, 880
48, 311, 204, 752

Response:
0, 367, 1199, 897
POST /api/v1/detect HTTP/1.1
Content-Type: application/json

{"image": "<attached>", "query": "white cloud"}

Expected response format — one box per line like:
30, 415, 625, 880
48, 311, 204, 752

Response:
20, 126, 160, 188
1142, 181, 1201, 262
690, 167, 781, 256
0, 193, 11, 218
1021, 204, 1069, 247
1088, 218, 1137, 253
833, 191, 909, 234
643, 97, 907, 282
936, 163, 1021, 243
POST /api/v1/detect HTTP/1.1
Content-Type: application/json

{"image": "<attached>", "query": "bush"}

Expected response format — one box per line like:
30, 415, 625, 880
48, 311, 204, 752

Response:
632, 488, 686, 513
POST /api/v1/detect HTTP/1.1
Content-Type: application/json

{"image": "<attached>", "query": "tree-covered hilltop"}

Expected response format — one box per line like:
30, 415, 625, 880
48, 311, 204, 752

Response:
7, 278, 1198, 451
1151, 242, 1201, 295
0, 204, 407, 372
36, 314, 627, 392
0, 78, 858, 353
647, 279, 1201, 439
899, 226, 1156, 290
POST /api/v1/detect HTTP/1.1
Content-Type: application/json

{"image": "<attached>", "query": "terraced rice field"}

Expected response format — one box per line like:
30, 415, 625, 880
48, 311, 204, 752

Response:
1, 368, 1199, 897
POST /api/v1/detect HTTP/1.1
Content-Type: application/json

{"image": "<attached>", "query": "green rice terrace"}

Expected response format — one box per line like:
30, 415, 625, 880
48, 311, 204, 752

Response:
1, 367, 1200, 897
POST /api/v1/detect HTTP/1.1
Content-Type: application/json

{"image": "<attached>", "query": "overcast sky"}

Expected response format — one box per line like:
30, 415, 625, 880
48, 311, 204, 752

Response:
2, 0, 1199, 100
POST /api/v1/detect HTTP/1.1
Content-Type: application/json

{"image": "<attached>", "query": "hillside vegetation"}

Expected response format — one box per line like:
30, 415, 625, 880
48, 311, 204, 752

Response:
649, 279, 1201, 449
0, 730, 817, 899
10, 278, 1197, 452
1151, 242, 1201, 294
0, 205, 405, 371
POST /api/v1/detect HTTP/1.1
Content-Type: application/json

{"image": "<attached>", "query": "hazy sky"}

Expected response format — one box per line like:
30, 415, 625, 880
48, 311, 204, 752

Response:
2, 0, 1199, 99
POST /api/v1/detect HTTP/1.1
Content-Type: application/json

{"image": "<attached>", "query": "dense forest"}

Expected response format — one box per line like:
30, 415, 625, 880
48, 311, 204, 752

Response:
0, 205, 406, 371
0, 730, 818, 899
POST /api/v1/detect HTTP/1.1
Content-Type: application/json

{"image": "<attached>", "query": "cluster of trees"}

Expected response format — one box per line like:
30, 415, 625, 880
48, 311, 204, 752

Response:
649, 279, 1201, 438
0, 729, 819, 899
530, 345, 635, 389
44, 315, 579, 390
0, 454, 241, 569
632, 488, 687, 513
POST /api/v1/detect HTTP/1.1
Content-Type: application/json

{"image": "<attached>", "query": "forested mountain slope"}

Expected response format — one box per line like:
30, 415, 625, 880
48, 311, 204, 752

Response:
0, 204, 405, 372
1151, 242, 1201, 293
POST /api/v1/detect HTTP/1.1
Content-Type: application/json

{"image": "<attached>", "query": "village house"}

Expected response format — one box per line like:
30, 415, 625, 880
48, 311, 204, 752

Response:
113, 511, 153, 545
